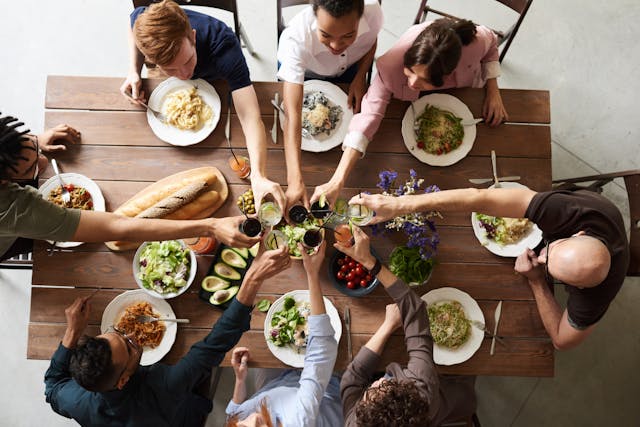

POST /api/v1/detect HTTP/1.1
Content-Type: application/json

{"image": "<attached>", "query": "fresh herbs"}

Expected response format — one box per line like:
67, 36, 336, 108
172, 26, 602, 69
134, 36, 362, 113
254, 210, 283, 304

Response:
257, 299, 271, 312
389, 246, 434, 285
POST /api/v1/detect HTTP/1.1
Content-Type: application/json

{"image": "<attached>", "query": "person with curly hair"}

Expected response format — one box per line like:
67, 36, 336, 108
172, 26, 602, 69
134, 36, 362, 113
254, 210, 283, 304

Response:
44, 245, 291, 426
311, 17, 508, 209
0, 113, 262, 261
336, 227, 477, 426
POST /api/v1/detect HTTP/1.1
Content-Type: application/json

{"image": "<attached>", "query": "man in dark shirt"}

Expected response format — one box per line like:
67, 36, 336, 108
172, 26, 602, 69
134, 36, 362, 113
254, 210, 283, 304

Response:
44, 245, 290, 426
120, 0, 285, 213
351, 187, 630, 350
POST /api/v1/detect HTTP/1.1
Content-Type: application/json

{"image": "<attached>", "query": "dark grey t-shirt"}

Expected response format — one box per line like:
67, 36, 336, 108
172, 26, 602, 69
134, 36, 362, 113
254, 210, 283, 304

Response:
525, 190, 629, 328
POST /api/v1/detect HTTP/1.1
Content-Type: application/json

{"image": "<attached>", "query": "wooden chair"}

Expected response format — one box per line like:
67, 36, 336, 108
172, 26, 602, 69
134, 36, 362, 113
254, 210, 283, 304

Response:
132, 0, 256, 56
552, 170, 640, 276
413, 0, 533, 63
0, 252, 33, 270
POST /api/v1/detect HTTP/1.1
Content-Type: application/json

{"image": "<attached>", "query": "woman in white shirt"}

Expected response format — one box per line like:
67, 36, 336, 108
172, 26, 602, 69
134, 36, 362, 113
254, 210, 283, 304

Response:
277, 0, 383, 212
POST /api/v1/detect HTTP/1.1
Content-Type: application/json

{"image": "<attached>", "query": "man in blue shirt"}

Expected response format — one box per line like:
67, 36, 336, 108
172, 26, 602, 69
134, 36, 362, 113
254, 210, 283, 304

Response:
120, 0, 285, 214
44, 244, 291, 427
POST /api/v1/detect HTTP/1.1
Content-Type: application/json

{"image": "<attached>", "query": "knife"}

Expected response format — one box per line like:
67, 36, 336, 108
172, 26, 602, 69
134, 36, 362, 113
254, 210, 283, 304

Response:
345, 306, 352, 361
490, 300, 503, 356
491, 150, 501, 188
461, 118, 484, 127
271, 92, 279, 144
468, 176, 521, 185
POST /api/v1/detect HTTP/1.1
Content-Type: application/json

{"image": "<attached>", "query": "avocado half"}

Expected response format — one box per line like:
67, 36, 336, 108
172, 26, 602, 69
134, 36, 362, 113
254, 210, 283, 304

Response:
214, 262, 241, 281
210, 286, 239, 305
201, 275, 230, 292
230, 247, 249, 259
221, 248, 247, 269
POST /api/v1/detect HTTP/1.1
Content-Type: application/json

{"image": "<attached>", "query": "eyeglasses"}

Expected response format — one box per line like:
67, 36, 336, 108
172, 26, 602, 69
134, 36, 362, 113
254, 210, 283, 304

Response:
107, 326, 141, 387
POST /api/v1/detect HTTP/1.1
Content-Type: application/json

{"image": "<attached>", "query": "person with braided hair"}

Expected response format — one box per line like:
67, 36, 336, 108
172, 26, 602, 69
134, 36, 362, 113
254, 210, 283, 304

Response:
0, 114, 264, 261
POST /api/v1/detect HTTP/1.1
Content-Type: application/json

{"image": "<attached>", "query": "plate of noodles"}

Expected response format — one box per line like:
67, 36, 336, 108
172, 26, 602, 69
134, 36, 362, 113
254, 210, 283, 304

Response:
38, 172, 106, 248
471, 182, 543, 257
401, 93, 476, 166
421, 287, 484, 366
278, 80, 353, 152
147, 77, 221, 146
101, 289, 177, 366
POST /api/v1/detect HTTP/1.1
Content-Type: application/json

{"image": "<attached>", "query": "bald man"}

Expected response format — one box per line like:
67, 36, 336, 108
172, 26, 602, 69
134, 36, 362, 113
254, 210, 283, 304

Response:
351, 187, 629, 350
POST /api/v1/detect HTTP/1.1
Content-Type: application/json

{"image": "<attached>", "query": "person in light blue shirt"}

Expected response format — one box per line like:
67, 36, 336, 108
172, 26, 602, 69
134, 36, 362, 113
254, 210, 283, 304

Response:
225, 241, 342, 427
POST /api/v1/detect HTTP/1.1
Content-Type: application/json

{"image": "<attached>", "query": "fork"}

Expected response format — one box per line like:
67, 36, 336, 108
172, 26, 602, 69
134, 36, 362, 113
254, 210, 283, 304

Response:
135, 315, 190, 324
51, 159, 71, 206
125, 90, 167, 122
471, 320, 507, 347
270, 99, 311, 139
491, 150, 501, 188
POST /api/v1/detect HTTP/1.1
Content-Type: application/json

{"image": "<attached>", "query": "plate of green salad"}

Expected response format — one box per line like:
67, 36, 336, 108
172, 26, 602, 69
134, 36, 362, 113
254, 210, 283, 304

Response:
421, 287, 484, 365
133, 240, 197, 299
264, 290, 342, 367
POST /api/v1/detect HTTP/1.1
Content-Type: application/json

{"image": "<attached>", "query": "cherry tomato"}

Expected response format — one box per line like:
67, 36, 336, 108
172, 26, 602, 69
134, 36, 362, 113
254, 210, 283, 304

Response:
417, 141, 425, 149
346, 281, 356, 289
345, 272, 355, 281
360, 279, 368, 287
340, 265, 348, 273
365, 274, 372, 282
337, 259, 344, 266
354, 266, 364, 277
336, 271, 345, 280
344, 256, 351, 263
65, 183, 75, 191
348, 261, 356, 269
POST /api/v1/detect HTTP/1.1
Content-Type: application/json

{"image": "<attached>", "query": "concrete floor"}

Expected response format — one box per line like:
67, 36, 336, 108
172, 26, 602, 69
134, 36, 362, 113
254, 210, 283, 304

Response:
1, 0, 639, 426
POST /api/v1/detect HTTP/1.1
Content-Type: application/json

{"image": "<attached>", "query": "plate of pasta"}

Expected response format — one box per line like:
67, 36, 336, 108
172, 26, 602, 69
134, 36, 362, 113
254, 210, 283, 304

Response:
101, 289, 177, 366
421, 287, 484, 365
279, 80, 354, 152
147, 77, 221, 146
401, 93, 476, 166
38, 172, 106, 248
471, 182, 543, 257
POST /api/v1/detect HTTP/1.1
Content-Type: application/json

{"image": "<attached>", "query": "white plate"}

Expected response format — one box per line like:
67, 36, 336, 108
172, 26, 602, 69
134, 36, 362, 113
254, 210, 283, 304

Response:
279, 80, 354, 153
264, 290, 342, 368
38, 172, 106, 248
147, 77, 221, 146
401, 93, 476, 166
421, 287, 484, 366
471, 182, 543, 257
100, 289, 177, 366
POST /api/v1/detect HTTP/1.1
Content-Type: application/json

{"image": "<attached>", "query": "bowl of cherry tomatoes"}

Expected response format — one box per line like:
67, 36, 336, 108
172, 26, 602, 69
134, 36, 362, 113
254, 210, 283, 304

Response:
329, 250, 380, 297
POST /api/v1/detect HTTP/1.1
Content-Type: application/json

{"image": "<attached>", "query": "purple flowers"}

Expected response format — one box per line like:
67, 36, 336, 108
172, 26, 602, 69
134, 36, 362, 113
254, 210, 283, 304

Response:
375, 169, 441, 261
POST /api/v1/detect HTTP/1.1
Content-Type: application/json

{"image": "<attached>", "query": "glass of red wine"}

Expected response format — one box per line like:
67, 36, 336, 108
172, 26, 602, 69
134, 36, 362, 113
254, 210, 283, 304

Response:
302, 228, 324, 249
239, 217, 262, 237
288, 205, 310, 224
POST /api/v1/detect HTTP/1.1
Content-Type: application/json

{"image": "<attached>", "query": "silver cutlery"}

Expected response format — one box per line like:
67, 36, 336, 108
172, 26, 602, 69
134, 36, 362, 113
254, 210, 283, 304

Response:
344, 306, 353, 361
410, 101, 419, 135
135, 315, 190, 324
462, 118, 484, 127
468, 176, 521, 185
471, 320, 507, 347
271, 92, 279, 144
271, 99, 312, 139
491, 150, 501, 188
490, 301, 503, 356
51, 159, 71, 206
225, 92, 233, 146
125, 90, 166, 122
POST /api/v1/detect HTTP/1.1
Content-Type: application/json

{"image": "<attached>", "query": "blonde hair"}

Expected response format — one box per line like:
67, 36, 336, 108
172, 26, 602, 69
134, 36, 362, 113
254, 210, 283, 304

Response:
133, 0, 192, 66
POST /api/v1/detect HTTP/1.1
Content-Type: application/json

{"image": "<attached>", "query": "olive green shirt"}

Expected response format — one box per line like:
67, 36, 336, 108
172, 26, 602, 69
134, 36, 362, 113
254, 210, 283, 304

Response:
0, 183, 81, 255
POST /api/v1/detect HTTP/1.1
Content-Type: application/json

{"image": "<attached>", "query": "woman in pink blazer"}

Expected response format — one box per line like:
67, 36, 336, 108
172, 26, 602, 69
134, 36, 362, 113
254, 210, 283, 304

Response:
311, 19, 508, 206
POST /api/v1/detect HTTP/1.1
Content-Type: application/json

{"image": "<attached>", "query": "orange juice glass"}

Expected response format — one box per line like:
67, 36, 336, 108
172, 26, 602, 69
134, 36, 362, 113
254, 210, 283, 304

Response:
229, 155, 251, 179
334, 223, 354, 246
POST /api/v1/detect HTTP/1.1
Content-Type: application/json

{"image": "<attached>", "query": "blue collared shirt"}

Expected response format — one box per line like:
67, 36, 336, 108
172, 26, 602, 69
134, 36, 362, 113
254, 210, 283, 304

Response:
226, 314, 342, 427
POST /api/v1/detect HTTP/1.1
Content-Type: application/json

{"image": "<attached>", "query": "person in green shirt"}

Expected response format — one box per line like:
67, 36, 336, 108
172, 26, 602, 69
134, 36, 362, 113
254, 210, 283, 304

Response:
0, 114, 260, 260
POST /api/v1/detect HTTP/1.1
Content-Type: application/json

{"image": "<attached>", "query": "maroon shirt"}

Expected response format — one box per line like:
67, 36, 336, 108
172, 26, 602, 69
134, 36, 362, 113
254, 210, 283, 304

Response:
525, 190, 629, 328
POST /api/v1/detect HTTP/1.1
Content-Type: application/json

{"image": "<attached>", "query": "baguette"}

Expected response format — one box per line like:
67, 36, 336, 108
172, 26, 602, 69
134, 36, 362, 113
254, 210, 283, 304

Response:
137, 181, 208, 219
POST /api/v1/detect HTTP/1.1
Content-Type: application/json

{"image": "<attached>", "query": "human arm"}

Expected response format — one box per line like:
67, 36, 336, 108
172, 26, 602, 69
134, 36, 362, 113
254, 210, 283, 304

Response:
73, 212, 260, 248
119, 25, 146, 103
364, 303, 401, 355
348, 187, 537, 225
514, 249, 595, 350
347, 40, 377, 113
482, 78, 508, 127
232, 85, 286, 212
282, 81, 309, 210
310, 146, 361, 208
230, 347, 250, 404
36, 124, 81, 153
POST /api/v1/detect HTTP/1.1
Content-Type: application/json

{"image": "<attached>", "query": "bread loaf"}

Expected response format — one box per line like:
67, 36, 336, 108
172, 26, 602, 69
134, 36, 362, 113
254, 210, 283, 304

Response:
137, 181, 208, 219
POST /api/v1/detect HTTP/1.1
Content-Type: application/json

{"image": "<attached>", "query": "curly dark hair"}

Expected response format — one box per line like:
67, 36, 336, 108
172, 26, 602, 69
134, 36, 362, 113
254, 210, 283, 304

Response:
0, 114, 33, 180
404, 18, 478, 87
354, 379, 430, 427
312, 0, 365, 18
70, 336, 118, 392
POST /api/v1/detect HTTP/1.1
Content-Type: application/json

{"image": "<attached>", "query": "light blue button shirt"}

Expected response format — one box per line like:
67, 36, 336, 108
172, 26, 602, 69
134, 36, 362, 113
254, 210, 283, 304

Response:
226, 314, 342, 427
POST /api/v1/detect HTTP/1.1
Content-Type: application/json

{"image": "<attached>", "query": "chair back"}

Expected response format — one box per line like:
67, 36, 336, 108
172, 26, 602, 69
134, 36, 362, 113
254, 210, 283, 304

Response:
132, 0, 240, 41
413, 0, 533, 62
277, 0, 310, 41
552, 170, 640, 277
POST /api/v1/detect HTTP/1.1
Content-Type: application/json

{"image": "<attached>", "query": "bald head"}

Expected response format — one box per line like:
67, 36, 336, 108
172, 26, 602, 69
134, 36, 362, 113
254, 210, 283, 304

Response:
549, 235, 611, 288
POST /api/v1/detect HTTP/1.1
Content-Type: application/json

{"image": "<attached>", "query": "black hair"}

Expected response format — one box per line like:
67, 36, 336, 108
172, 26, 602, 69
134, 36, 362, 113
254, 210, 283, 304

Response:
70, 336, 117, 392
403, 18, 478, 87
0, 114, 33, 180
312, 0, 365, 18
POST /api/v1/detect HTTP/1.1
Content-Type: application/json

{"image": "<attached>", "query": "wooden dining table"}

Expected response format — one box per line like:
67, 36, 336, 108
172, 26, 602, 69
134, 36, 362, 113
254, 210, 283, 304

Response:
28, 75, 553, 377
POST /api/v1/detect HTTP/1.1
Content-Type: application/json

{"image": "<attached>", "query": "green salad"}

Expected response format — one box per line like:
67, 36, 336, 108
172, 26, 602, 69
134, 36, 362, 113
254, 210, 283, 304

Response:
428, 301, 471, 348
389, 246, 434, 285
414, 105, 464, 155
269, 297, 310, 350
278, 218, 321, 258
138, 240, 191, 295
